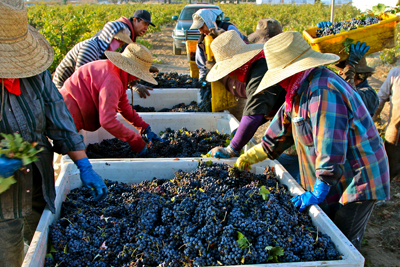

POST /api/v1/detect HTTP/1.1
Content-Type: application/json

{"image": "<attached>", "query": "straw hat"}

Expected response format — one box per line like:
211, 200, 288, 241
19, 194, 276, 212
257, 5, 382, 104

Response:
206, 30, 264, 82
105, 43, 157, 85
254, 31, 340, 95
0, 0, 54, 79
114, 31, 133, 45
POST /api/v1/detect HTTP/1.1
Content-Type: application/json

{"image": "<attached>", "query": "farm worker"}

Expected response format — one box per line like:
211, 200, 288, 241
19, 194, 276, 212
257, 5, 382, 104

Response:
53, 9, 158, 95
60, 43, 163, 157
373, 66, 400, 180
190, 9, 248, 83
0, 1, 108, 266
236, 31, 390, 251
248, 18, 283, 44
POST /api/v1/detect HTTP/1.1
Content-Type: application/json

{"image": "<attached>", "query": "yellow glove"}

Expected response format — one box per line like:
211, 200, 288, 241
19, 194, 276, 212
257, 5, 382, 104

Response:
235, 144, 269, 171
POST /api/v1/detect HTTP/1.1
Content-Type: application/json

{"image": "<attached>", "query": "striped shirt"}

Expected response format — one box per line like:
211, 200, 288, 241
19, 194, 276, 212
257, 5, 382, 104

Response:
261, 67, 390, 211
53, 20, 131, 90
0, 71, 85, 219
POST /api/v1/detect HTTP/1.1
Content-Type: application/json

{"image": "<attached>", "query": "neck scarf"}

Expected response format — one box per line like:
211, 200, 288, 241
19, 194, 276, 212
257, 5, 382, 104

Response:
0, 78, 21, 96
229, 50, 265, 83
279, 68, 314, 114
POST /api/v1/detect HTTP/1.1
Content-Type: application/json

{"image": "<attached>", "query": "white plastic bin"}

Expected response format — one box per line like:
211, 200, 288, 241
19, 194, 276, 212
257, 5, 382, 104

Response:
22, 159, 364, 267
127, 88, 201, 109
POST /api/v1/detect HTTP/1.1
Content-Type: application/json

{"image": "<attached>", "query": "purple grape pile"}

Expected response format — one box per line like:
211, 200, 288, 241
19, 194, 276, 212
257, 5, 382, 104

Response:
132, 101, 204, 112
315, 16, 381, 38
45, 162, 342, 267
86, 128, 231, 158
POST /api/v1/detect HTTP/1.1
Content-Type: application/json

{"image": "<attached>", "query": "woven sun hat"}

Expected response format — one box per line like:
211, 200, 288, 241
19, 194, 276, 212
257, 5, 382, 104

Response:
190, 14, 205, 30
105, 43, 157, 85
113, 31, 133, 44
332, 56, 375, 73
254, 31, 340, 95
206, 30, 264, 82
0, 0, 54, 79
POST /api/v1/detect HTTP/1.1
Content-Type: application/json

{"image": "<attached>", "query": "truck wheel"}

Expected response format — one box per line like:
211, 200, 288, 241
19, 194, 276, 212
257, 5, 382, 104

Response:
173, 44, 181, 55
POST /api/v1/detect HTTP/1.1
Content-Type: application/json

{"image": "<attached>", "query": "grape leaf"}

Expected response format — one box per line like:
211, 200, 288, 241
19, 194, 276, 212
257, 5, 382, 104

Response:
259, 186, 271, 200
265, 246, 284, 262
0, 176, 17, 194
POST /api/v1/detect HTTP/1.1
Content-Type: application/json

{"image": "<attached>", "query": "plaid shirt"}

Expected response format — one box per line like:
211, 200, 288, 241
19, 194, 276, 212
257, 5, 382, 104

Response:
0, 70, 85, 219
262, 67, 390, 210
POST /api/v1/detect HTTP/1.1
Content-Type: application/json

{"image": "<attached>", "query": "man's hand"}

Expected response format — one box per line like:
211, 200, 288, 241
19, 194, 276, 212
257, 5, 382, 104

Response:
144, 126, 164, 143
317, 21, 332, 28
348, 41, 370, 67
206, 144, 239, 158
0, 155, 23, 178
75, 158, 108, 201
235, 143, 268, 171
291, 179, 330, 212
149, 65, 159, 73
132, 84, 153, 99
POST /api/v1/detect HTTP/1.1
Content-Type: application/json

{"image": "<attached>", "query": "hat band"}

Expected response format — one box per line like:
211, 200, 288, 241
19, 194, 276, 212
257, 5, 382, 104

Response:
0, 30, 28, 42
283, 47, 311, 69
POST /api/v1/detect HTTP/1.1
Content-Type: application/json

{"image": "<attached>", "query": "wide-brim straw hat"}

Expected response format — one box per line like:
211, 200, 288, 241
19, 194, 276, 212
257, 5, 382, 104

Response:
254, 31, 340, 95
114, 31, 133, 45
206, 30, 264, 82
105, 43, 157, 85
331, 56, 375, 73
0, 0, 54, 79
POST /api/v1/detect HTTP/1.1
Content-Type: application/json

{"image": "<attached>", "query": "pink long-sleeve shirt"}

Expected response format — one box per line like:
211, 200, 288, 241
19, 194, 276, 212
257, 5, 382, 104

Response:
60, 59, 149, 153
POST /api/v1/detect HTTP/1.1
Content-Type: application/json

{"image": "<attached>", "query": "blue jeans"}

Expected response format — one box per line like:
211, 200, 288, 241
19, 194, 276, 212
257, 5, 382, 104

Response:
277, 153, 300, 183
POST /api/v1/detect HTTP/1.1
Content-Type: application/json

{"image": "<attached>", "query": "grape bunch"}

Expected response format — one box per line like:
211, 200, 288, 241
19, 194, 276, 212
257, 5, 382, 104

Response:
45, 162, 342, 267
316, 16, 381, 38
132, 101, 204, 112
86, 128, 231, 158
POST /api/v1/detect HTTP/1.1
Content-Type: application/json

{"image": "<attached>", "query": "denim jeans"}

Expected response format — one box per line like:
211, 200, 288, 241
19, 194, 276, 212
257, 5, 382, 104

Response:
277, 153, 300, 183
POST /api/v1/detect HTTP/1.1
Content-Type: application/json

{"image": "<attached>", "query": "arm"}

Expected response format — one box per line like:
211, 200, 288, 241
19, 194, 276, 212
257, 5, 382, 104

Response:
98, 77, 148, 153
195, 44, 208, 80
230, 114, 265, 151
75, 41, 100, 70
374, 69, 393, 120
227, 25, 246, 41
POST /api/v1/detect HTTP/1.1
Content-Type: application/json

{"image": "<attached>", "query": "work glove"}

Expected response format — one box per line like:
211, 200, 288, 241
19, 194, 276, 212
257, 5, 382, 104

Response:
206, 144, 239, 158
317, 21, 332, 28
198, 76, 207, 88
291, 178, 330, 212
137, 146, 148, 157
0, 155, 23, 178
149, 65, 159, 73
132, 84, 153, 99
75, 158, 108, 201
235, 143, 269, 171
209, 27, 226, 39
348, 41, 370, 66
144, 126, 164, 143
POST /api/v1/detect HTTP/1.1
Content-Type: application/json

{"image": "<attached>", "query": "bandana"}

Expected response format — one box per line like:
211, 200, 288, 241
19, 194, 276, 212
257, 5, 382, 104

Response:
229, 50, 265, 83
279, 68, 314, 114
0, 79, 21, 96
107, 39, 122, 51
195, 9, 224, 29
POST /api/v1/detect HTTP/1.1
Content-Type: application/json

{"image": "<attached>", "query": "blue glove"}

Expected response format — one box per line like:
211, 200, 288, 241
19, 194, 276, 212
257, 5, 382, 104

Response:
137, 146, 148, 157
75, 158, 108, 201
144, 126, 164, 143
206, 144, 240, 158
0, 155, 23, 178
291, 179, 330, 212
348, 41, 370, 66
317, 21, 332, 28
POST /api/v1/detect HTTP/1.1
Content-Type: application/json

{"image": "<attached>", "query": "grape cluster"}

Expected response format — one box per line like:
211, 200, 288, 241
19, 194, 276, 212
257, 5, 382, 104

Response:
45, 162, 342, 267
132, 101, 204, 113
316, 16, 381, 37
86, 128, 230, 158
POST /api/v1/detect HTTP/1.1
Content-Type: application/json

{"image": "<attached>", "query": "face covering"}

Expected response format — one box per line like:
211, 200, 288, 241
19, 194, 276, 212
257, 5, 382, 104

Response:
228, 50, 265, 83
0, 79, 21, 96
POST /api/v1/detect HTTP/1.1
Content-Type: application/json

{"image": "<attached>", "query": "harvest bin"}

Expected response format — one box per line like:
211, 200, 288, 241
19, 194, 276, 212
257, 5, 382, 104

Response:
62, 113, 256, 163
303, 13, 400, 62
126, 88, 201, 109
22, 159, 364, 267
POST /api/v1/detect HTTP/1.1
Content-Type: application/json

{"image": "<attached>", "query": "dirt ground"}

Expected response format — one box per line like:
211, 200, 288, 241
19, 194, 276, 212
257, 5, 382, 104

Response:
144, 26, 400, 267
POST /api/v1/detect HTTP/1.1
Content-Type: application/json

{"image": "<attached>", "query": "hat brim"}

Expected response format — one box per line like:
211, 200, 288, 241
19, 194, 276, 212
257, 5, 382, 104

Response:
0, 25, 54, 79
114, 32, 133, 44
143, 19, 155, 27
206, 43, 264, 82
254, 50, 340, 96
190, 19, 204, 30
105, 51, 158, 85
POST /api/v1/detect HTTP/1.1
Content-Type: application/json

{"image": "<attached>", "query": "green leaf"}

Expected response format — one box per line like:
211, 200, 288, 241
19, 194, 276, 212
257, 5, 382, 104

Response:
45, 253, 53, 259
372, 3, 387, 15
63, 244, 68, 254
50, 244, 57, 253
0, 176, 17, 194
237, 231, 251, 250
265, 246, 284, 262
259, 186, 270, 200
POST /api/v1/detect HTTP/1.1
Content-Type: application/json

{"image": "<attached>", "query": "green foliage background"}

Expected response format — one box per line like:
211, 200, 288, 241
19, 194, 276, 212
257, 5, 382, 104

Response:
27, 3, 360, 73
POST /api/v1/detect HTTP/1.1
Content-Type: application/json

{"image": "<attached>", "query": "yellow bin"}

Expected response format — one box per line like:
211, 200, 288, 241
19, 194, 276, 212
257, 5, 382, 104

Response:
186, 40, 199, 78
211, 80, 237, 112
204, 35, 214, 62
303, 13, 400, 62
